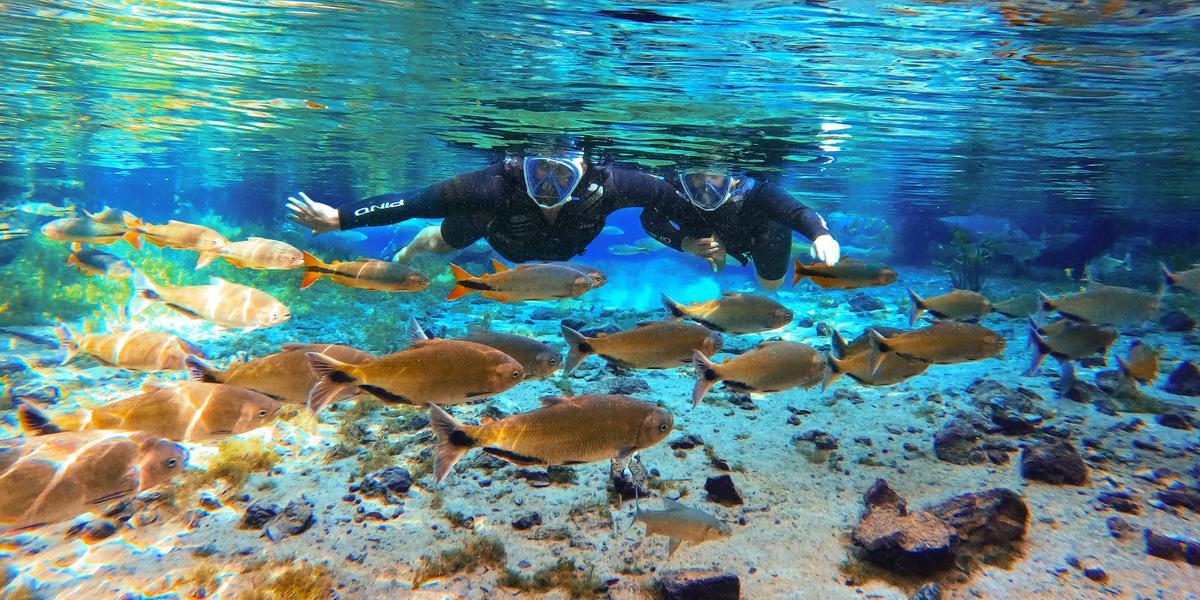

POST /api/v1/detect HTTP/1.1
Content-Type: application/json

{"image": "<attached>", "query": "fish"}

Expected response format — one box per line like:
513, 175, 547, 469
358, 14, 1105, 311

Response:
1038, 282, 1159, 326
691, 341, 824, 406
0, 228, 30, 241
186, 343, 376, 406
992, 295, 1039, 318
1161, 262, 1200, 295
305, 334, 525, 411
1088, 252, 1131, 275
1026, 317, 1118, 373
17, 202, 74, 216
16, 381, 280, 442
546, 262, 607, 288
1117, 341, 1159, 385
662, 292, 793, 334
823, 328, 929, 390
39, 218, 141, 248
792, 257, 897, 290
408, 319, 561, 380
66, 248, 136, 279
200, 237, 305, 270
60, 329, 203, 371
447, 260, 594, 302
868, 321, 1006, 373
0, 430, 186, 530
325, 230, 369, 244
635, 498, 731, 556
126, 219, 228, 254
84, 206, 139, 225
601, 225, 624, 235
561, 321, 722, 373
300, 252, 430, 292
907, 288, 992, 326
937, 215, 1017, 236
427, 394, 673, 484
133, 274, 290, 330
609, 244, 654, 256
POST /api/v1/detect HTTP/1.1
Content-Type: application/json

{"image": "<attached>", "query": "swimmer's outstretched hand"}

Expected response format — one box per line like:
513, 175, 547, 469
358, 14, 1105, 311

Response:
810, 234, 841, 267
682, 235, 727, 272
286, 192, 340, 234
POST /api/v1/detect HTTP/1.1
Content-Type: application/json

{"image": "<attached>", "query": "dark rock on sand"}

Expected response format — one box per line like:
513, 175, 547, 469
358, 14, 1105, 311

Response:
934, 418, 984, 465
851, 480, 958, 574
1156, 412, 1194, 430
1164, 361, 1200, 396
669, 433, 704, 450
1020, 440, 1088, 485
239, 502, 279, 530
1160, 310, 1196, 332
1155, 485, 1200, 513
910, 583, 944, 600
1096, 491, 1141, 515
358, 467, 413, 503
848, 293, 886, 313
512, 513, 542, 530
659, 569, 740, 600
1106, 516, 1135, 539
927, 488, 1028, 545
603, 376, 651, 395
1144, 529, 1200, 565
705, 475, 744, 506
264, 497, 316, 541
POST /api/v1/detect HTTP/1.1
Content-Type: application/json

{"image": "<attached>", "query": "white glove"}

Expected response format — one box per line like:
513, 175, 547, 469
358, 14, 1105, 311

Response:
285, 191, 340, 234
810, 234, 840, 266
580, 182, 603, 204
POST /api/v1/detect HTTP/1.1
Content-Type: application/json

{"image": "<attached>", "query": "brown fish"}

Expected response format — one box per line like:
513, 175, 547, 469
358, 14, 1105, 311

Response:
1026, 317, 1118, 374
1038, 283, 1159, 326
0, 430, 186, 529
16, 382, 280, 442
40, 218, 141, 248
635, 498, 732, 556
186, 343, 376, 407
792, 257, 897, 290
67, 248, 136, 279
548, 262, 607, 288
301, 252, 429, 292
691, 342, 824, 406
428, 394, 673, 484
908, 288, 991, 326
1161, 262, 1200, 295
869, 321, 1006, 373
1117, 341, 1159, 385
823, 328, 929, 390
200, 237, 305, 270
127, 219, 228, 253
134, 275, 290, 330
85, 206, 139, 225
663, 292, 793, 334
992, 295, 1039, 318
407, 319, 560, 380
305, 337, 525, 411
62, 329, 203, 371
447, 260, 594, 302
561, 321, 722, 373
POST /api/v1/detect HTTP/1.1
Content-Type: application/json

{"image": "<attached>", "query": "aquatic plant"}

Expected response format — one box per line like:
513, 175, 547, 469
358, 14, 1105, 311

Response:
499, 558, 604, 598
184, 562, 221, 597
935, 230, 998, 292
241, 562, 335, 600
199, 436, 280, 496
411, 536, 507, 588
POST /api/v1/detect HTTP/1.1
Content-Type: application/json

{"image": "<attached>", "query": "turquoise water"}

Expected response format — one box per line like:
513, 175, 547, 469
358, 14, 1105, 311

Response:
2, 2, 1200, 599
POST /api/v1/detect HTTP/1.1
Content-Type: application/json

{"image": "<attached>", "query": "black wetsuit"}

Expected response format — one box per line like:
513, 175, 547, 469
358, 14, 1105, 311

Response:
640, 180, 831, 281
337, 159, 679, 263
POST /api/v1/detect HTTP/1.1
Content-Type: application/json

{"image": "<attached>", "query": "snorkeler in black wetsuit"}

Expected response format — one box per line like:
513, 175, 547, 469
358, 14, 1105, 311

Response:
286, 154, 680, 264
640, 170, 840, 289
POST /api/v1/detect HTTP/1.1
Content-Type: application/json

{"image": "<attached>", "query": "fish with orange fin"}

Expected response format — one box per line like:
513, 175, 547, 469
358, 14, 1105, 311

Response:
16, 381, 279, 442
822, 327, 928, 391
868, 321, 1006, 374
39, 217, 142, 249
186, 343, 376, 407
0, 227, 30, 242
66, 248, 136, 279
58, 328, 203, 371
1161, 262, 1200, 296
132, 273, 290, 330
1038, 282, 1160, 326
200, 237, 304, 270
447, 260, 595, 302
300, 252, 429, 291
1117, 341, 1159, 385
793, 257, 897, 290
84, 206, 140, 225
561, 321, 722, 373
690, 341, 824, 407
0, 430, 186, 530
125, 218, 227, 260
908, 288, 991, 326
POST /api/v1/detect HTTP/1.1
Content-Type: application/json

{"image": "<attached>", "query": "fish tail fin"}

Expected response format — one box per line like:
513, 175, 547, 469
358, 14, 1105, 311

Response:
560, 325, 593, 374
1160, 262, 1176, 288
690, 350, 720, 408
821, 354, 844, 393
184, 355, 222, 383
661, 294, 687, 320
300, 251, 325, 289
867, 329, 890, 376
446, 263, 475, 301
1036, 290, 1054, 323
195, 250, 218, 269
428, 404, 478, 485
305, 352, 358, 413
52, 325, 77, 364
489, 258, 509, 273
1115, 356, 1134, 382
128, 271, 160, 316
121, 229, 142, 250
1025, 325, 1050, 377
406, 316, 429, 343
16, 400, 63, 436
1122, 252, 1132, 271
907, 288, 926, 327
791, 257, 808, 287
830, 329, 848, 359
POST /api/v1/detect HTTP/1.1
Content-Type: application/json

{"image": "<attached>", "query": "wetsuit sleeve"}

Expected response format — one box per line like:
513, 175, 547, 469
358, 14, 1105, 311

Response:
640, 207, 687, 251
336, 164, 505, 229
753, 182, 831, 241
603, 167, 683, 210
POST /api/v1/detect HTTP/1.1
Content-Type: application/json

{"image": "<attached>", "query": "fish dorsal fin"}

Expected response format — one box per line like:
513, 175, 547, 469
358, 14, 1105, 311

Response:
720, 291, 738, 298
480, 416, 497, 425
167, 219, 190, 226
539, 395, 575, 407
141, 381, 174, 392
662, 497, 687, 511
407, 316, 430, 343
490, 259, 509, 273
407, 340, 438, 350
635, 321, 659, 328
246, 237, 271, 242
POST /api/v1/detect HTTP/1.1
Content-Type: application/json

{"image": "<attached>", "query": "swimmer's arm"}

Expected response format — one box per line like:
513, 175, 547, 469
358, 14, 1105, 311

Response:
336, 164, 505, 229
754, 182, 831, 241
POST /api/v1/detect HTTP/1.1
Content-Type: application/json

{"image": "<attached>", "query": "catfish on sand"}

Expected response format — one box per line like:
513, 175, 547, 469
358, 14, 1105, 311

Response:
187, 343, 376, 407
691, 342, 824, 407
0, 430, 186, 530
428, 394, 673, 484
636, 498, 731, 557
447, 259, 595, 302
409, 318, 561, 380
305, 324, 525, 411
793, 257, 897, 290
662, 292, 792, 334
561, 321, 722, 373
301, 252, 429, 292
17, 381, 281, 442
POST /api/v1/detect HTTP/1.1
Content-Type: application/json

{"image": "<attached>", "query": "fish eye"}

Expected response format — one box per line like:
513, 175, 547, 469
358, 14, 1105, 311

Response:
658, 424, 669, 432
258, 409, 268, 418
548, 358, 558, 366
512, 370, 522, 379
166, 458, 178, 468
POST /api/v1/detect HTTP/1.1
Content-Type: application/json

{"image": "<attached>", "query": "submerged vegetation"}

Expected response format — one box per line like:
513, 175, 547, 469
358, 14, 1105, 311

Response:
411, 536, 507, 588
499, 558, 605, 598
936, 231, 998, 292
240, 562, 335, 600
